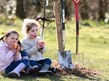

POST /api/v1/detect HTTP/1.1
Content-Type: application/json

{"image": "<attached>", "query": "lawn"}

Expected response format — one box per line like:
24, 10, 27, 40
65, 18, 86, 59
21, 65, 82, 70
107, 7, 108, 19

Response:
0, 18, 109, 81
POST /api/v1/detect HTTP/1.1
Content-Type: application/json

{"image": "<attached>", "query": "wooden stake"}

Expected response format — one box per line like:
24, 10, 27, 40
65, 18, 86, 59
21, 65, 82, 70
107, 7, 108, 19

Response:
53, 1, 64, 51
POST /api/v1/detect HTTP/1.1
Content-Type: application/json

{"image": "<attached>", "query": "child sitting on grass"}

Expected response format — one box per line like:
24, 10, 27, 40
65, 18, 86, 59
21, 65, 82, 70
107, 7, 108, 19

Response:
0, 30, 29, 78
21, 18, 56, 74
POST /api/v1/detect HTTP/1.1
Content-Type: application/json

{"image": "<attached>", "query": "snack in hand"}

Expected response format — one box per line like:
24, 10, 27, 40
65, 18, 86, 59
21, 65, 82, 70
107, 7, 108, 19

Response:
37, 40, 45, 51
14, 43, 18, 49
38, 40, 45, 48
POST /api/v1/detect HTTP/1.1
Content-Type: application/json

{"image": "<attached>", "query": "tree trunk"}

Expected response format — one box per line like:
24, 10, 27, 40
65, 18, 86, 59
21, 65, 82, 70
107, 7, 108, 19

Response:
79, 0, 89, 20
16, 0, 25, 19
98, 0, 108, 20
65, 0, 73, 20
23, 0, 42, 18
53, 1, 64, 51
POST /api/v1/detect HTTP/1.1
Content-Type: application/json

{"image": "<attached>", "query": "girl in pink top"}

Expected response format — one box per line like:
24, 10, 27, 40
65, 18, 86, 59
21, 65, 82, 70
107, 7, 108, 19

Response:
0, 30, 29, 78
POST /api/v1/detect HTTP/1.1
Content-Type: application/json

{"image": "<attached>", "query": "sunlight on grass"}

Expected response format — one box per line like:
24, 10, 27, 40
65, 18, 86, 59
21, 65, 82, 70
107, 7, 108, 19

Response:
0, 19, 109, 81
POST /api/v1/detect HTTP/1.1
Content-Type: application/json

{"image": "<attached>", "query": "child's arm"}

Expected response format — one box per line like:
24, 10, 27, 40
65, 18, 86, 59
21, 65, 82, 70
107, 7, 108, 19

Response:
14, 50, 22, 61
36, 39, 46, 54
40, 46, 46, 54
13, 41, 22, 61
0, 46, 15, 63
22, 40, 39, 55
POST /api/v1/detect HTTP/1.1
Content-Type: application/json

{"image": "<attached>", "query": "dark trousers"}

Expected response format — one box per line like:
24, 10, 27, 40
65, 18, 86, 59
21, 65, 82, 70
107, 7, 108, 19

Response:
30, 58, 51, 70
5, 50, 29, 74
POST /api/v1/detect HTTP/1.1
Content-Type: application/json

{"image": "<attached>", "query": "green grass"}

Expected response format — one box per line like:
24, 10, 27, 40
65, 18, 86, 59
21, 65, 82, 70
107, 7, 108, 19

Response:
0, 18, 109, 81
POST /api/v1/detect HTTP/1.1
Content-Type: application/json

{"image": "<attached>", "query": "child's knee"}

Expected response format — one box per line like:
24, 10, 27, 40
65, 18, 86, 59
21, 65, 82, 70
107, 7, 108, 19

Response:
22, 59, 29, 67
45, 58, 52, 65
21, 50, 29, 60
21, 50, 28, 57
30, 60, 39, 66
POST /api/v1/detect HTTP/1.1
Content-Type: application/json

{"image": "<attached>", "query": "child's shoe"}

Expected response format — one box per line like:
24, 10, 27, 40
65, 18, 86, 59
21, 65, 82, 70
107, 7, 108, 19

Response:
26, 65, 39, 75
7, 71, 20, 78
48, 67, 57, 73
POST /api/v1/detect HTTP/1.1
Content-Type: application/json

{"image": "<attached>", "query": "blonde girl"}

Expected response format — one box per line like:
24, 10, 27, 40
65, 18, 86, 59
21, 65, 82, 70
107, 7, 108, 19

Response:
21, 19, 56, 74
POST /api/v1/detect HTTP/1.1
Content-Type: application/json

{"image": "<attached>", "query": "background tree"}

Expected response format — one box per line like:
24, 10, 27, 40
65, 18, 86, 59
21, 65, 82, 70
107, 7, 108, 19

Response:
98, 0, 108, 20
16, 0, 25, 18
1, 0, 109, 21
79, 0, 89, 20
65, 0, 73, 20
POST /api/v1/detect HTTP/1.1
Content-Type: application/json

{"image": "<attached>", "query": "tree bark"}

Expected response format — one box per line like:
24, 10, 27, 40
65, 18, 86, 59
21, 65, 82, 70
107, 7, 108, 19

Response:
98, 0, 108, 20
16, 0, 25, 18
79, 0, 89, 20
53, 1, 64, 51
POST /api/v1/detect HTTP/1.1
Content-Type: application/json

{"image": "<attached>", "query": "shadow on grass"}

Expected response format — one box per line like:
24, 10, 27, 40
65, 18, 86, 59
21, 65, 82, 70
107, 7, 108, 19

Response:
19, 75, 103, 81
0, 72, 103, 81
19, 74, 65, 81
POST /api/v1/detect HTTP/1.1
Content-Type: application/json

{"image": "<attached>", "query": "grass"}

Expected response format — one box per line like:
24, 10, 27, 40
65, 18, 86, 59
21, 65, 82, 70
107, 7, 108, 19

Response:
0, 18, 109, 81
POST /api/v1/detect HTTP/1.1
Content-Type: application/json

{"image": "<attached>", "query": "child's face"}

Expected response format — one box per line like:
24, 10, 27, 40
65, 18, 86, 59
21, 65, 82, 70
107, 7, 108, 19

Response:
5, 33, 18, 45
27, 26, 38, 39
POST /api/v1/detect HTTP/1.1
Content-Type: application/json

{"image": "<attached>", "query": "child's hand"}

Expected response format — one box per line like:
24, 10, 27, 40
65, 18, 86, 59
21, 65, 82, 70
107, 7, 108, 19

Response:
36, 40, 45, 49
8, 42, 17, 50
16, 44, 21, 52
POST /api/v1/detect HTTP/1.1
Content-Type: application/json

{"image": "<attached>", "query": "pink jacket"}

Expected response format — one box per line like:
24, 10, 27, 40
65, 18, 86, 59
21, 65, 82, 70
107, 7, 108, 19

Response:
0, 43, 22, 72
